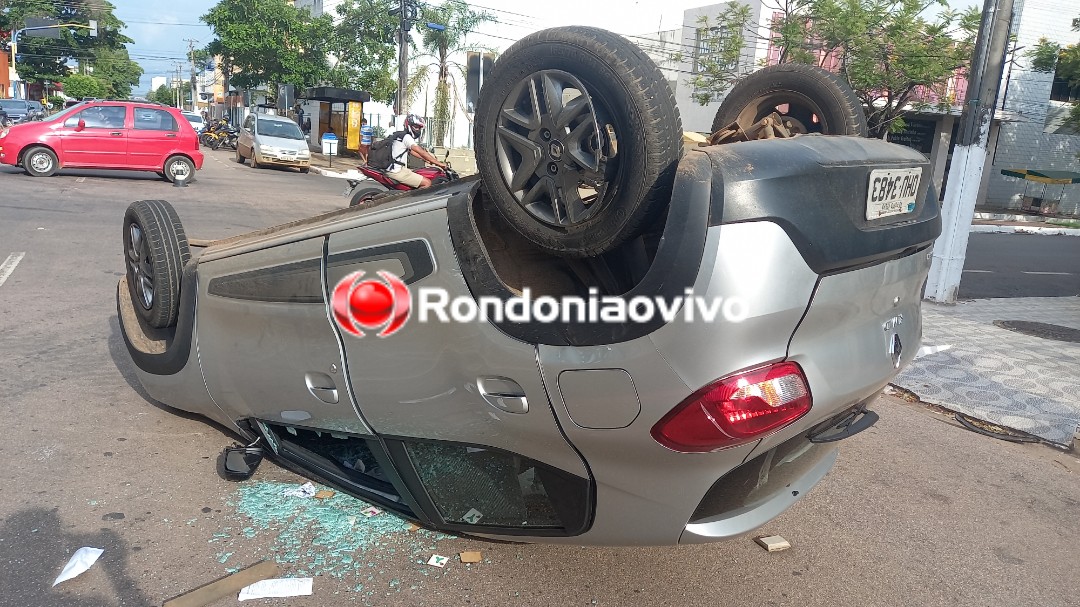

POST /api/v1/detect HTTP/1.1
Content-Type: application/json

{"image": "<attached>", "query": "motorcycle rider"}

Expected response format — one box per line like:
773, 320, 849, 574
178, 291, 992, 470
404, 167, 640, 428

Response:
387, 114, 447, 189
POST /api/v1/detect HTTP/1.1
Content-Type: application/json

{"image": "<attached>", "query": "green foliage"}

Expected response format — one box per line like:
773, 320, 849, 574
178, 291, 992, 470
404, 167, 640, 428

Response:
1066, 102, 1080, 134
149, 82, 191, 106
689, 4, 753, 105
201, 0, 334, 92
774, 0, 979, 138
89, 46, 142, 98
0, 0, 138, 88
46, 95, 64, 108
60, 73, 108, 99
412, 2, 494, 146
1026, 38, 1061, 73
325, 0, 398, 103
1055, 44, 1080, 96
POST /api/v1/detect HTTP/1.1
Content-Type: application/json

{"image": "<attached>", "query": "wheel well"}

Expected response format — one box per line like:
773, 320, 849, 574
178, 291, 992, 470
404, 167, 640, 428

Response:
164, 153, 194, 169
18, 143, 58, 166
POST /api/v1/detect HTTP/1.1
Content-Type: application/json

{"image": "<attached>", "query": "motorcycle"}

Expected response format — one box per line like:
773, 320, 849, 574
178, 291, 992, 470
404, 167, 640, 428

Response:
200, 118, 232, 150
344, 163, 460, 207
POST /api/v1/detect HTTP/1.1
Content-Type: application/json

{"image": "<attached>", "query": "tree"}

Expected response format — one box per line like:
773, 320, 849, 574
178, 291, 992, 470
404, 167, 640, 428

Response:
688, 4, 753, 105
410, 2, 494, 146
89, 46, 142, 98
0, 0, 139, 92
149, 82, 192, 107
690, 0, 980, 138
60, 73, 108, 99
324, 0, 398, 103
202, 0, 334, 94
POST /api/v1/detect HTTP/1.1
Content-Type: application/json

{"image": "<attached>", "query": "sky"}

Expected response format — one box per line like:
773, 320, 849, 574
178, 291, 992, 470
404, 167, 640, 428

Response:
111, 0, 986, 96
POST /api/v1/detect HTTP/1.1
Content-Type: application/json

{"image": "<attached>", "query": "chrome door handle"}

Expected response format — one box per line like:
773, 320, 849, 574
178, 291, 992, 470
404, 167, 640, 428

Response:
305, 372, 339, 404
477, 377, 528, 414
166, 133, 177, 138
110, 131, 123, 136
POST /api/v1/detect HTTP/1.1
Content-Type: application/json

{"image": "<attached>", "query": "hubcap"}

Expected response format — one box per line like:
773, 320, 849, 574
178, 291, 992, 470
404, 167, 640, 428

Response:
30, 152, 52, 173
170, 160, 190, 180
126, 223, 154, 310
495, 69, 618, 228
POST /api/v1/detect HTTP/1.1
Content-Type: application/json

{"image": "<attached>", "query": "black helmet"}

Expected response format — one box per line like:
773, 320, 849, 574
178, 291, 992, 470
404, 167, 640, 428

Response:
404, 114, 425, 139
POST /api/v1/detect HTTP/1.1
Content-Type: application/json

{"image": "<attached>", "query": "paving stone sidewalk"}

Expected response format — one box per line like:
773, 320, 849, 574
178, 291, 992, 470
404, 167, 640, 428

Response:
895, 297, 1080, 447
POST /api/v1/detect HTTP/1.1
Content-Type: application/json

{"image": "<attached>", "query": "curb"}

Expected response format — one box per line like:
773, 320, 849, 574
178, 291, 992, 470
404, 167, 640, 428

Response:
310, 166, 368, 180
970, 224, 1080, 236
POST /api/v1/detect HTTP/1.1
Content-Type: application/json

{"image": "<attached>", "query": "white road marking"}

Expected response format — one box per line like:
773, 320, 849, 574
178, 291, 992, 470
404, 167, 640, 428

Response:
75, 177, 86, 183
962, 269, 993, 273
1022, 271, 1072, 276
0, 252, 26, 287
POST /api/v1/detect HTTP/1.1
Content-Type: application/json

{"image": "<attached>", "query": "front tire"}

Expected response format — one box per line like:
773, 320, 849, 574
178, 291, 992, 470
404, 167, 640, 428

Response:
23, 146, 59, 177
474, 26, 682, 258
123, 200, 190, 328
163, 155, 195, 183
711, 63, 867, 137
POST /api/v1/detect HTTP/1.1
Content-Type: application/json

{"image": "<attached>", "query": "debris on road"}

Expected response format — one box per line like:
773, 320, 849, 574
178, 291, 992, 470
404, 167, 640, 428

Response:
755, 535, 792, 552
361, 506, 382, 517
53, 546, 104, 586
427, 555, 450, 568
314, 489, 336, 500
459, 551, 482, 564
163, 560, 280, 607
281, 482, 317, 498
238, 577, 314, 601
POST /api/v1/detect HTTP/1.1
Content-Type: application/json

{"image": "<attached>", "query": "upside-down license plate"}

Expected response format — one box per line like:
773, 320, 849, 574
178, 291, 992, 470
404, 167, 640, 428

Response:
866, 168, 921, 220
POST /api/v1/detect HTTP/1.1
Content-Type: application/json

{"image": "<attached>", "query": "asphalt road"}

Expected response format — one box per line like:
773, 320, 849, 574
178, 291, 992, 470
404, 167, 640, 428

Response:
1, 151, 1078, 606
960, 233, 1080, 298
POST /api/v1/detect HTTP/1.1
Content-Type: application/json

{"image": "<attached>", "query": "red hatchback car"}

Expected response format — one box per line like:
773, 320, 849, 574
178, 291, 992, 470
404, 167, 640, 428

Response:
0, 101, 203, 182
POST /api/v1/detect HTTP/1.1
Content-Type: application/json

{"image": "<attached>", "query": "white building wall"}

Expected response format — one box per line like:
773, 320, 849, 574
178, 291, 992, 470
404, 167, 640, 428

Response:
985, 0, 1080, 215
150, 76, 167, 92
631, 29, 683, 94
675, 0, 772, 133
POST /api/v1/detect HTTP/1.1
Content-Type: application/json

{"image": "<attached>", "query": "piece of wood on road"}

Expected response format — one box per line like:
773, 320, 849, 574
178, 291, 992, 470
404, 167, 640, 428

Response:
162, 560, 280, 607
459, 551, 483, 563
754, 535, 792, 552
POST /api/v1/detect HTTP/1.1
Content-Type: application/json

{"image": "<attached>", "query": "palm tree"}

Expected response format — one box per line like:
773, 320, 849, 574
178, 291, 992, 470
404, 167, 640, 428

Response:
409, 3, 494, 147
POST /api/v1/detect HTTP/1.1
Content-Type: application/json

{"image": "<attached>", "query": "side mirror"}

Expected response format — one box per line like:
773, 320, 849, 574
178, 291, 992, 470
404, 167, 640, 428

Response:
75, 119, 86, 132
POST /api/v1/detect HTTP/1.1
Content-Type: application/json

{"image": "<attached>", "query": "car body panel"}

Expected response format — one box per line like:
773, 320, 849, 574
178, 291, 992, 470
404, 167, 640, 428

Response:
239, 114, 310, 167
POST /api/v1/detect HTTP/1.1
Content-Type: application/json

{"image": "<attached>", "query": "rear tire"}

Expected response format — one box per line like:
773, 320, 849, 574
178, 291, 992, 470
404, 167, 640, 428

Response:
474, 26, 682, 257
23, 146, 59, 177
163, 155, 195, 183
234, 148, 245, 164
348, 184, 390, 209
711, 63, 867, 137
123, 199, 190, 328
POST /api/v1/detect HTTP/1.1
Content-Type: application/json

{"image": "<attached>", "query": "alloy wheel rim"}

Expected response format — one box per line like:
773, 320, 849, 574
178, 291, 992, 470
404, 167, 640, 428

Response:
170, 160, 190, 180
30, 152, 53, 173
126, 223, 154, 310
494, 69, 618, 228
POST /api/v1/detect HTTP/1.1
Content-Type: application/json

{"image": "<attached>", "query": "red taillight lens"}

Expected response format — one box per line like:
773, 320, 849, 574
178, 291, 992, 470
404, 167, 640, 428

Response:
651, 362, 812, 453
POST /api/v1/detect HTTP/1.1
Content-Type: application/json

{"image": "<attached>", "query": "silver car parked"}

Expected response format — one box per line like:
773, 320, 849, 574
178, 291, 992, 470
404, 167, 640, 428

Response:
235, 112, 310, 173
117, 27, 939, 545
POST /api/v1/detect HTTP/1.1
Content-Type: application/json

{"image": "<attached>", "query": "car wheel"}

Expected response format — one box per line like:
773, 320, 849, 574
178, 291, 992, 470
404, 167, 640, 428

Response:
123, 199, 190, 328
474, 26, 682, 258
250, 153, 261, 169
23, 146, 59, 177
710, 63, 867, 138
234, 148, 245, 164
299, 166, 310, 174
163, 155, 196, 184
349, 184, 390, 209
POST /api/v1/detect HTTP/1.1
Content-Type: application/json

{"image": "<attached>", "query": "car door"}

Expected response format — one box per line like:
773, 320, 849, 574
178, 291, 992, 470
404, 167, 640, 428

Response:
238, 114, 255, 157
60, 105, 128, 167
128, 107, 180, 169
325, 202, 591, 531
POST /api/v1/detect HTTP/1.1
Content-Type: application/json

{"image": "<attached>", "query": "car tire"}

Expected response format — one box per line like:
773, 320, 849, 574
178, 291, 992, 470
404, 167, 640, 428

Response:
23, 146, 59, 177
474, 26, 683, 258
299, 166, 310, 174
163, 155, 196, 184
250, 153, 261, 169
123, 199, 190, 328
234, 148, 245, 164
348, 184, 390, 209
710, 63, 867, 138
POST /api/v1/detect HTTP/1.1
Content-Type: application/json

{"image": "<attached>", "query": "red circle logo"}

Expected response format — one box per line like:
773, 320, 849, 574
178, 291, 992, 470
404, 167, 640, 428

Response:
332, 271, 411, 338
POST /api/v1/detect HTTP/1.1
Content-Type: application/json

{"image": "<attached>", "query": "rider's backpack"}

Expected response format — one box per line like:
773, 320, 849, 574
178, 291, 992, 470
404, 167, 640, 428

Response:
367, 130, 408, 170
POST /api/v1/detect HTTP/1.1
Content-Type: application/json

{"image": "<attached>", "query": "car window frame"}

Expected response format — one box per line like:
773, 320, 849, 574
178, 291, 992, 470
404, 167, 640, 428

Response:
64, 105, 129, 130
132, 107, 180, 132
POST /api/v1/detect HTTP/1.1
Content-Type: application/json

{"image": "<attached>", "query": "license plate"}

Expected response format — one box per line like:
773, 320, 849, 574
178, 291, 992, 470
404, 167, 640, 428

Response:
866, 168, 921, 220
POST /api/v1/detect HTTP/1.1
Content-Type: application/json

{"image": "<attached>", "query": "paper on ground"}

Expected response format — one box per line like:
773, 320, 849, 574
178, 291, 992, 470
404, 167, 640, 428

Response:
282, 482, 317, 498
53, 547, 104, 586
238, 577, 314, 601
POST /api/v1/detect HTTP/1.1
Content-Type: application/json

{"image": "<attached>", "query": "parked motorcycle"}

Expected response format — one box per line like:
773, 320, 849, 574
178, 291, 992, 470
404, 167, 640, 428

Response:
200, 118, 232, 150
344, 163, 460, 207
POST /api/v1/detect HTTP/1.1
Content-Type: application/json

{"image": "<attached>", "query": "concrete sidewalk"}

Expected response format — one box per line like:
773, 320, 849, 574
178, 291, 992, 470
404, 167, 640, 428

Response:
894, 296, 1080, 448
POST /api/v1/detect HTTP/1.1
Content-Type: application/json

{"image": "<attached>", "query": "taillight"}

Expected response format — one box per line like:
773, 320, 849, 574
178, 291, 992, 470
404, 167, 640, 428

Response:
651, 362, 812, 453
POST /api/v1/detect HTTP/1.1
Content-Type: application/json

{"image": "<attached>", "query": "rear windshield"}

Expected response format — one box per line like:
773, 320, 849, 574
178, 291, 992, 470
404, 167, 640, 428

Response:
0, 100, 29, 110
256, 119, 304, 140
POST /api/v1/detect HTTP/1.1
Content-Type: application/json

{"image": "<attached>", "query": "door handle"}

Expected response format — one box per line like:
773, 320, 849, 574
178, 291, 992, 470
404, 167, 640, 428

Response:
166, 133, 177, 138
305, 372, 339, 404
110, 131, 123, 136
477, 377, 528, 414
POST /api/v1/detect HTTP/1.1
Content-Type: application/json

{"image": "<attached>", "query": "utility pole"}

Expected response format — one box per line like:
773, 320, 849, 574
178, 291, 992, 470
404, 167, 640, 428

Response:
924, 0, 1015, 303
175, 64, 184, 108
185, 38, 199, 113
393, 0, 418, 116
